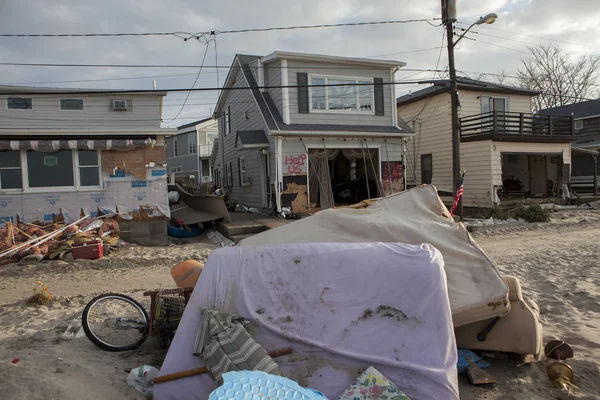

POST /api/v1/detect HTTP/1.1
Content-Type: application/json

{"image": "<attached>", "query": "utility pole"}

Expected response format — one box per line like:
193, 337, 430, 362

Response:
441, 1, 497, 220
442, 0, 462, 220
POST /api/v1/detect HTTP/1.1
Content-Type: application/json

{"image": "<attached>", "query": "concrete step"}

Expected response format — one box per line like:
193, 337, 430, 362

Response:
230, 233, 257, 244
217, 222, 268, 238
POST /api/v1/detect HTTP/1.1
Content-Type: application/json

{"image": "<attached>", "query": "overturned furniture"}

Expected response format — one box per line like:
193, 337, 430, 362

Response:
154, 242, 460, 400
171, 183, 231, 224
241, 185, 543, 356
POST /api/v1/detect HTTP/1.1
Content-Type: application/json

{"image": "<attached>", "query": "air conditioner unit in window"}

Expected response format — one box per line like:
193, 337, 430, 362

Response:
111, 99, 129, 111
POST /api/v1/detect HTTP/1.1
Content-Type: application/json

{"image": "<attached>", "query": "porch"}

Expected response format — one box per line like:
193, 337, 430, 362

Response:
460, 112, 574, 143
498, 153, 566, 199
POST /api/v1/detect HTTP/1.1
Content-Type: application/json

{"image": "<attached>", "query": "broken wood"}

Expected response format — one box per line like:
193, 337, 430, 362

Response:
465, 356, 496, 385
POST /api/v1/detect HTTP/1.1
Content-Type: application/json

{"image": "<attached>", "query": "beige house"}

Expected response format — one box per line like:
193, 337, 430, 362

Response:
396, 78, 574, 209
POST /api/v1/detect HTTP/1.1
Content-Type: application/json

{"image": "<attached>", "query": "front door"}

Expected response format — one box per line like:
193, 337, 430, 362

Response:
529, 155, 547, 196
261, 152, 271, 208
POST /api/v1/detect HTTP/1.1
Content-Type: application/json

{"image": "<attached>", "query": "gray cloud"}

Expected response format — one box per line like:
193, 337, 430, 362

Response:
0, 0, 598, 127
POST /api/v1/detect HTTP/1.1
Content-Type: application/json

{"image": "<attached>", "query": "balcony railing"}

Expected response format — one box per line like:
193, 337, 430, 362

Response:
198, 143, 214, 157
460, 111, 574, 140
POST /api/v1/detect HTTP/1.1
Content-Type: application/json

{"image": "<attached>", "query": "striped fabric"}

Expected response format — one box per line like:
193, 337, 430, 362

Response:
450, 172, 465, 217
194, 308, 284, 384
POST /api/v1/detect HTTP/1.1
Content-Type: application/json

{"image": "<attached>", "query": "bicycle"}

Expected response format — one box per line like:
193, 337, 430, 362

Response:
81, 287, 193, 352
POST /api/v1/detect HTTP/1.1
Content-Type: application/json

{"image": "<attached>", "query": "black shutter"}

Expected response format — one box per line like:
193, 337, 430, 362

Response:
374, 78, 384, 116
297, 73, 309, 114
238, 158, 242, 187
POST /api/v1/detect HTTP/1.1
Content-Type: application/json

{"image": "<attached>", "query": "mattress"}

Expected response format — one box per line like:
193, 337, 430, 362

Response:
240, 185, 510, 327
154, 242, 459, 400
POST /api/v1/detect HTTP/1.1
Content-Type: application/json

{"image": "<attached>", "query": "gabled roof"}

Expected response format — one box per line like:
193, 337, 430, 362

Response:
176, 117, 215, 131
397, 77, 540, 106
538, 99, 600, 119
214, 52, 413, 136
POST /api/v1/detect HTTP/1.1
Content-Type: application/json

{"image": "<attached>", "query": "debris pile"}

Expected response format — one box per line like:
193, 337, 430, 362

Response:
0, 214, 125, 264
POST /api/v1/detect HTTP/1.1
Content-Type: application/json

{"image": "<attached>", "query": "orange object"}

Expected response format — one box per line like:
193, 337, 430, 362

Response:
170, 260, 204, 288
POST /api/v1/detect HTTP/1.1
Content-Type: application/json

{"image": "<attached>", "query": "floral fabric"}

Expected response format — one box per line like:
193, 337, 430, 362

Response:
338, 367, 411, 400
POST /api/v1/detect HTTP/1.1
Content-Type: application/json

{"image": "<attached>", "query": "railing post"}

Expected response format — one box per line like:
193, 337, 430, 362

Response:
571, 116, 575, 136
519, 113, 524, 134
548, 114, 553, 136
493, 111, 498, 136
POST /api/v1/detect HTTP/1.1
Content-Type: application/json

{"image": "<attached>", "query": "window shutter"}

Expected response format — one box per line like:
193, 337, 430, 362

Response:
374, 78, 384, 116
297, 73, 309, 114
227, 106, 231, 133
238, 158, 242, 187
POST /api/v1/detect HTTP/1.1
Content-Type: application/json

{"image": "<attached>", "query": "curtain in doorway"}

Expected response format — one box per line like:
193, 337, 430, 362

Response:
308, 148, 379, 210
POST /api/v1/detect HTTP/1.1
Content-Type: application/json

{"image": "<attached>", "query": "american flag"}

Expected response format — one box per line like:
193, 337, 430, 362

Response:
450, 172, 465, 217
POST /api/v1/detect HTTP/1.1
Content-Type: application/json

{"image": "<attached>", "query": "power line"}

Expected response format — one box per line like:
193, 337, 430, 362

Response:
0, 18, 439, 39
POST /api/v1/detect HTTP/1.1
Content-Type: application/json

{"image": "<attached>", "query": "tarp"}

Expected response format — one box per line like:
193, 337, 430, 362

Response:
240, 185, 509, 327
154, 242, 459, 400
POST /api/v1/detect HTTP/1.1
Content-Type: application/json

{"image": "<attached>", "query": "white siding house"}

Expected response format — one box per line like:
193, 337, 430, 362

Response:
212, 52, 413, 214
397, 78, 573, 209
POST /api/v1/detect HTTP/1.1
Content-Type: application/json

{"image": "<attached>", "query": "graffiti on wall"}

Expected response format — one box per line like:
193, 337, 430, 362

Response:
382, 161, 404, 195
285, 154, 307, 174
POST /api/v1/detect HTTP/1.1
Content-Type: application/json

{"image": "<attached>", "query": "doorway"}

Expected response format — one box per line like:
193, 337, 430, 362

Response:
529, 155, 547, 196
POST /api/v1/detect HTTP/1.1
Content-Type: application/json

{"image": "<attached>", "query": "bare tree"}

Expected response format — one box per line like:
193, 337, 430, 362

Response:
516, 44, 599, 111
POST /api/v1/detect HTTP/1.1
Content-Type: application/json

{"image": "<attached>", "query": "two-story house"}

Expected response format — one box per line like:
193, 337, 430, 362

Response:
166, 117, 218, 183
0, 85, 174, 233
397, 78, 574, 210
539, 101, 600, 193
212, 52, 413, 215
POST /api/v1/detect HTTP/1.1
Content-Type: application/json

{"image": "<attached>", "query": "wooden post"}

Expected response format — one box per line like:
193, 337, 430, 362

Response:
548, 115, 553, 136
571, 116, 575, 136
519, 113, 524, 134
492, 111, 498, 136
594, 153, 598, 197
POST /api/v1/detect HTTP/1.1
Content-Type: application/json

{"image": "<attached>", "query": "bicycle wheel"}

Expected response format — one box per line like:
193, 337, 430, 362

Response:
82, 293, 149, 352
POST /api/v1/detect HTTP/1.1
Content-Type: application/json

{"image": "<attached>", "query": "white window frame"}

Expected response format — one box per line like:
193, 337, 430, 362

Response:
6, 97, 33, 111
481, 96, 509, 113
239, 156, 248, 186
2, 149, 103, 193
188, 133, 197, 155
224, 109, 231, 136
575, 120, 583, 130
59, 98, 84, 111
0, 151, 23, 190
308, 74, 375, 115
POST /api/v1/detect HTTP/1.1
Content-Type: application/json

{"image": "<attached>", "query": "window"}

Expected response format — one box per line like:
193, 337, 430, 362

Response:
173, 138, 178, 157
421, 154, 432, 185
60, 98, 84, 111
0, 151, 22, 189
575, 120, 584, 130
238, 157, 247, 186
111, 99, 130, 111
481, 96, 508, 114
309, 76, 373, 113
78, 150, 100, 187
228, 162, 233, 187
169, 166, 183, 173
27, 150, 75, 188
7, 97, 32, 110
188, 133, 197, 154
224, 107, 231, 136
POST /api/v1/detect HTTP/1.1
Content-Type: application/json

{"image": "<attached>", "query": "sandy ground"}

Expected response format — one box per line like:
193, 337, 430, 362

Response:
1, 212, 599, 399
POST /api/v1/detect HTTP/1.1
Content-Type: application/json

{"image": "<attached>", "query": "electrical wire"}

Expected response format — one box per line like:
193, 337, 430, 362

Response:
0, 18, 439, 39
162, 39, 212, 123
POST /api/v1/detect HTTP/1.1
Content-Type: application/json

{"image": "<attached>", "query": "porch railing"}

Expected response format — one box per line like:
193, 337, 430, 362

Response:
460, 111, 574, 139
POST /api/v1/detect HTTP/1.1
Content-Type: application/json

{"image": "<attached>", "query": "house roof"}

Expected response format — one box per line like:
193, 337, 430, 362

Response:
396, 77, 540, 106
0, 84, 169, 96
176, 117, 215, 131
214, 53, 413, 137
236, 130, 269, 147
573, 136, 600, 149
538, 100, 600, 119
261, 51, 405, 68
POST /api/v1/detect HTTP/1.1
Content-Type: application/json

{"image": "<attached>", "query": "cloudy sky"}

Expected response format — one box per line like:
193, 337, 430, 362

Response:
1, 0, 599, 127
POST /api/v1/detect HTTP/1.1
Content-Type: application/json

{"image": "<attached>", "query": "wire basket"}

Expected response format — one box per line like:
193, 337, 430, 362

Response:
154, 288, 187, 324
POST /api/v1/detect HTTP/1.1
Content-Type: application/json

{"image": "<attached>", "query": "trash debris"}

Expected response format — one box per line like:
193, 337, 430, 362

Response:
339, 366, 411, 399
208, 371, 327, 400
206, 229, 234, 247
12, 358, 19, 364
457, 349, 490, 374
545, 340, 574, 360
127, 365, 160, 397
0, 213, 126, 263
547, 362, 578, 392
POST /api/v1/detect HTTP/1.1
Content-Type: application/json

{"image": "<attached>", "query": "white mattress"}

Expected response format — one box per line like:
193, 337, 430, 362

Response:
241, 185, 509, 327
154, 242, 459, 400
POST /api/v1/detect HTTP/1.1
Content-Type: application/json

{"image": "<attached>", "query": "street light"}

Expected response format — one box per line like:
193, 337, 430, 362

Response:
442, 4, 497, 220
